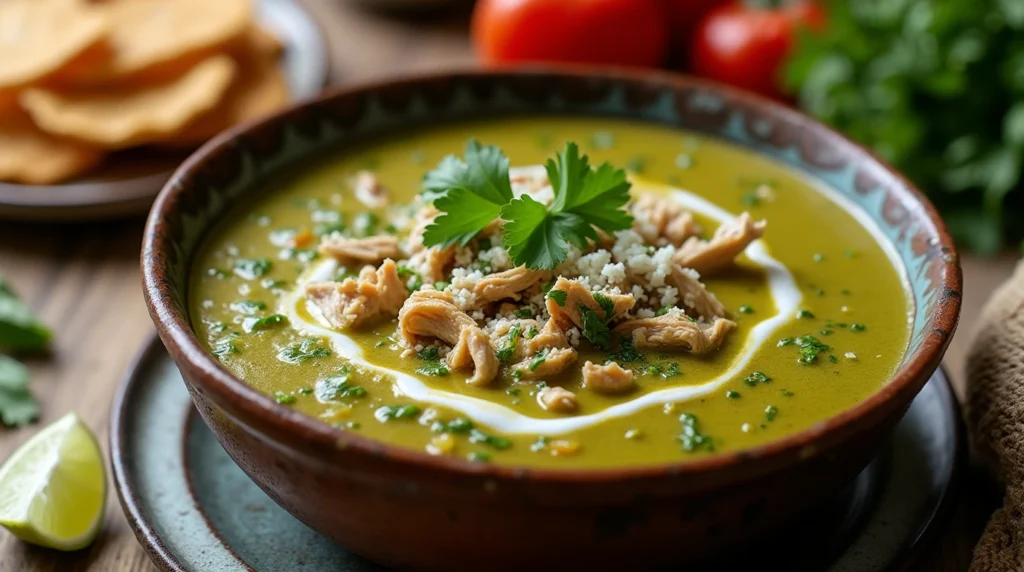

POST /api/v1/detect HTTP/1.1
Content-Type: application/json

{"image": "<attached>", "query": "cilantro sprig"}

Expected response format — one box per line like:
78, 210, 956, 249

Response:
421, 140, 634, 270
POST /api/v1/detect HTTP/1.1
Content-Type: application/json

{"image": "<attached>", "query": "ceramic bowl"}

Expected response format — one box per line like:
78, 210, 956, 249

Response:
141, 68, 962, 571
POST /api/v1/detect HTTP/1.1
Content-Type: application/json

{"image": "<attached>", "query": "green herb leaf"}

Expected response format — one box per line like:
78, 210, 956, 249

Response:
0, 355, 40, 426
421, 140, 514, 248
0, 276, 51, 353
314, 372, 366, 401
242, 314, 287, 333
578, 304, 611, 350
230, 300, 266, 315
416, 361, 450, 377
233, 258, 272, 280
501, 142, 633, 269
277, 339, 330, 363
375, 404, 421, 422
496, 324, 522, 363
546, 289, 568, 307
468, 428, 512, 450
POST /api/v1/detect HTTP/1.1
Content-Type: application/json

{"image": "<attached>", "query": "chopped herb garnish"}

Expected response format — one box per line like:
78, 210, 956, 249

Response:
820, 328, 834, 336
678, 413, 714, 453
578, 304, 611, 350
242, 314, 286, 333
726, 390, 741, 399
274, 391, 296, 405
297, 387, 313, 395
469, 429, 512, 450
277, 339, 330, 363
315, 372, 366, 401
467, 451, 491, 463
781, 389, 795, 397
796, 309, 815, 320
529, 349, 549, 372
212, 334, 240, 357
741, 192, 761, 207
233, 258, 272, 280
610, 338, 643, 363
417, 347, 440, 361
0, 276, 52, 353
230, 300, 266, 315
738, 304, 755, 314
496, 324, 523, 362
525, 326, 538, 339
506, 387, 521, 396
546, 289, 567, 307
593, 292, 615, 320
530, 436, 550, 452
851, 323, 867, 332
841, 289, 852, 296
639, 364, 664, 376
375, 405, 421, 422
765, 405, 779, 422
515, 307, 533, 319
743, 371, 772, 386
661, 363, 681, 378
432, 417, 474, 433
416, 361, 450, 376
782, 335, 832, 365
655, 306, 672, 316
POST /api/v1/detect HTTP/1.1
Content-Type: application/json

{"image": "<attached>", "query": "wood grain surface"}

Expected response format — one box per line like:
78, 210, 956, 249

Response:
0, 1, 1014, 570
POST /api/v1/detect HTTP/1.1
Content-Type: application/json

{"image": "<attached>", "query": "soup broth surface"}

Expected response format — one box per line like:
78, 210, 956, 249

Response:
190, 117, 911, 468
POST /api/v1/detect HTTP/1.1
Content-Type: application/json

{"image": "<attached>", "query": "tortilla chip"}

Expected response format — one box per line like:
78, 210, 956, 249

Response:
75, 0, 251, 83
21, 56, 237, 149
161, 34, 290, 147
0, 114, 103, 185
0, 0, 107, 91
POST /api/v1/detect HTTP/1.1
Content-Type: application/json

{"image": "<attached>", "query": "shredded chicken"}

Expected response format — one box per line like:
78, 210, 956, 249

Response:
475, 266, 546, 304
527, 318, 570, 355
397, 291, 498, 386
489, 319, 540, 363
305, 259, 408, 329
407, 204, 440, 252
631, 194, 703, 247
536, 386, 578, 413
674, 213, 766, 275
668, 266, 727, 320
614, 313, 736, 354
545, 277, 636, 330
319, 235, 402, 266
352, 170, 389, 209
406, 245, 455, 284
582, 361, 635, 394
511, 347, 578, 381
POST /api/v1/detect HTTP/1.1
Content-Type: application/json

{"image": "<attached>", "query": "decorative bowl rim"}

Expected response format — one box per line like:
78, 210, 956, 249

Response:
142, 65, 962, 483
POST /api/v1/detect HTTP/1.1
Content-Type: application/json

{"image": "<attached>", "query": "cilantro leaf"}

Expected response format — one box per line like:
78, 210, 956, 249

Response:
502, 196, 584, 270
0, 275, 51, 353
578, 305, 612, 350
0, 355, 40, 426
421, 140, 514, 248
501, 142, 632, 269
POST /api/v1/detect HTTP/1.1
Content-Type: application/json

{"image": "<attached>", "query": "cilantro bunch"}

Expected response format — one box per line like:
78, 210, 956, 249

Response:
786, 0, 1024, 252
0, 275, 47, 427
421, 140, 634, 269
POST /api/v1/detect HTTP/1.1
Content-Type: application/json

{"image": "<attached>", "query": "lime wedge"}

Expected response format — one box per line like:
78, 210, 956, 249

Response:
0, 412, 106, 550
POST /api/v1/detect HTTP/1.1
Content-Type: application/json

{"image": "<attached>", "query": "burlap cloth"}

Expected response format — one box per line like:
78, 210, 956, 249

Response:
967, 259, 1024, 571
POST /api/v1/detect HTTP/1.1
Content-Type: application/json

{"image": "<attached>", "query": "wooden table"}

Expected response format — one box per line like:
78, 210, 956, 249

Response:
0, 1, 1014, 570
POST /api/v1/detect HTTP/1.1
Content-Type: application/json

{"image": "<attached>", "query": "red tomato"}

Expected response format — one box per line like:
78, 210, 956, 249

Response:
689, 1, 825, 100
471, 0, 669, 68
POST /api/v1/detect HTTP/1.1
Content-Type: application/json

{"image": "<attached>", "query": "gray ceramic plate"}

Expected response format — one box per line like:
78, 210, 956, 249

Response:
0, 0, 329, 222
111, 336, 963, 572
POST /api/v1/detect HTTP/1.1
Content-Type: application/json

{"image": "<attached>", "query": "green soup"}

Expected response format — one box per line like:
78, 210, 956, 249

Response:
189, 117, 911, 469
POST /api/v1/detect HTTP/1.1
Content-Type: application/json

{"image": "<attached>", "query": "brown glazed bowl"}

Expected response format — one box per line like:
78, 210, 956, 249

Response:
141, 68, 961, 571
